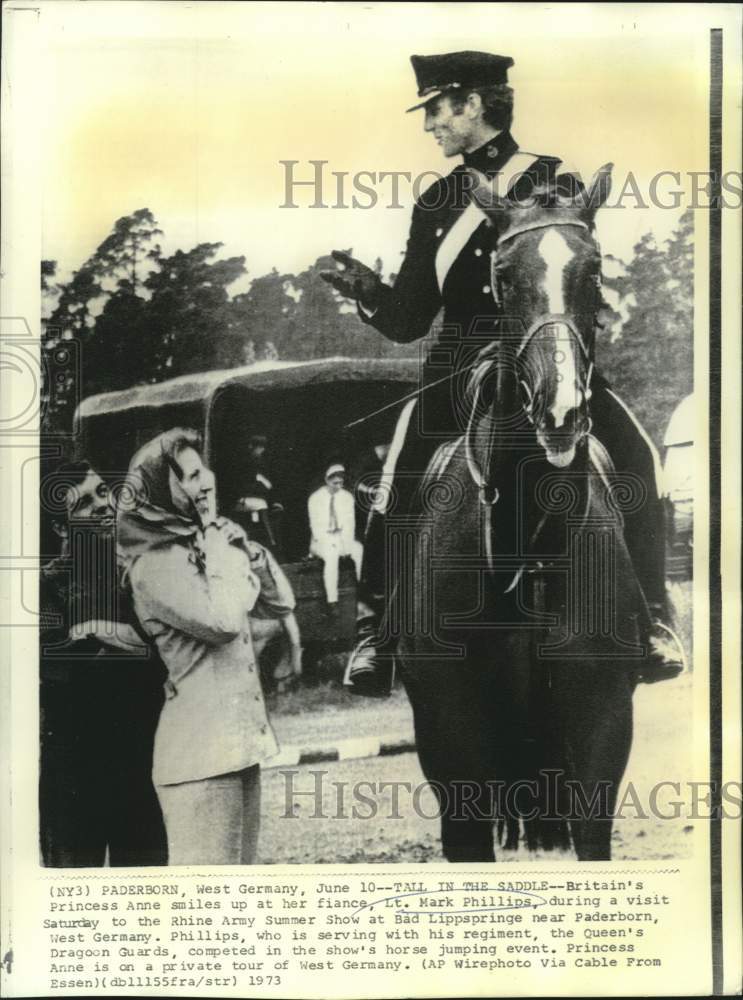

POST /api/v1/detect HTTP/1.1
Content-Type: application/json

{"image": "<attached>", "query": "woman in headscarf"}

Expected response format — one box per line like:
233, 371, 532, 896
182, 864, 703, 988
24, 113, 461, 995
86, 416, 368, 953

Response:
117, 428, 295, 865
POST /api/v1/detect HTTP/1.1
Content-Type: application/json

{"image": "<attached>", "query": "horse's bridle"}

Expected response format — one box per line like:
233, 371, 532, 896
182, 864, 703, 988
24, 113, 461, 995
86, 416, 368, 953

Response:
464, 217, 600, 580
496, 217, 591, 248
490, 218, 597, 410
515, 312, 595, 435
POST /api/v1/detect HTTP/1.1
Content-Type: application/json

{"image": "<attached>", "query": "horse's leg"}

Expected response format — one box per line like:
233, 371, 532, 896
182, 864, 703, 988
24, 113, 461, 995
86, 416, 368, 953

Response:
439, 786, 497, 863
565, 669, 634, 861
403, 660, 498, 863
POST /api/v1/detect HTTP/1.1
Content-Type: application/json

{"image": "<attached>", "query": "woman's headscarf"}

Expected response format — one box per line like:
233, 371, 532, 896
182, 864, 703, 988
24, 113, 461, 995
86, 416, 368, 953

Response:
117, 428, 201, 569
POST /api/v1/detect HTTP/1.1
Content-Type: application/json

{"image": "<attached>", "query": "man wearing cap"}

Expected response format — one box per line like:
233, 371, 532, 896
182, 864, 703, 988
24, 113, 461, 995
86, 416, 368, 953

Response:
308, 464, 363, 606
322, 51, 684, 691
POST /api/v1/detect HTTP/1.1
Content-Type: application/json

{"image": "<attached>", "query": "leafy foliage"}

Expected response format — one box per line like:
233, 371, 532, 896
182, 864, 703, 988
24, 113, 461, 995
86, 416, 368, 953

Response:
94, 208, 163, 294
600, 210, 693, 445
41, 207, 693, 449
143, 244, 247, 378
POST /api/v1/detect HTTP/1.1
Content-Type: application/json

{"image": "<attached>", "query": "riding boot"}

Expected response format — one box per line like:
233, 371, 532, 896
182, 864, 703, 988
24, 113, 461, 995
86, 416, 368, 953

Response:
345, 407, 434, 696
343, 507, 397, 697
591, 378, 685, 682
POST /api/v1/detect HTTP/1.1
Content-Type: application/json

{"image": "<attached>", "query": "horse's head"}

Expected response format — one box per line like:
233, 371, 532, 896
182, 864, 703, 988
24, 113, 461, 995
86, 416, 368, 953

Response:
470, 164, 612, 469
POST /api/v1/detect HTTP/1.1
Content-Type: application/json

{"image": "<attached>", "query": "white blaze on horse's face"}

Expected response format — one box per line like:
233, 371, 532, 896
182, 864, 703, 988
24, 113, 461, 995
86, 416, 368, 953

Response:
538, 228, 574, 316
535, 336, 582, 466
547, 326, 580, 426
534, 230, 584, 468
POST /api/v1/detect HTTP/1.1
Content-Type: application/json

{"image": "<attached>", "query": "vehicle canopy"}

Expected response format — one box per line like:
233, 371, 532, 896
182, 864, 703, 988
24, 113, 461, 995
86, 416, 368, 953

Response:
75, 357, 420, 558
662, 393, 695, 506
663, 393, 695, 449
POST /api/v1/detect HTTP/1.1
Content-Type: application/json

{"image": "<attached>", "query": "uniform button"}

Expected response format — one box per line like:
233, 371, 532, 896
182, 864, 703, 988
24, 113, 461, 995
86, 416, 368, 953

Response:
254, 695, 261, 702
242, 634, 249, 643
474, 248, 483, 257
260, 725, 267, 734
435, 227, 443, 237
482, 285, 491, 294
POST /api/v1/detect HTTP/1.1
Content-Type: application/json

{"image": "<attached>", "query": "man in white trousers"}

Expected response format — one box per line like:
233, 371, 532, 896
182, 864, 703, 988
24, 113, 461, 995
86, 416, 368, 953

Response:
308, 464, 362, 605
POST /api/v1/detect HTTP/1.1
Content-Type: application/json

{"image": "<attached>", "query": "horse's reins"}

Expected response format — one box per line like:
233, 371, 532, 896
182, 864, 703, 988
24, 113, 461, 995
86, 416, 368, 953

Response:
466, 218, 600, 584
343, 312, 595, 433
343, 362, 484, 430
463, 313, 596, 502
344, 216, 600, 590
463, 350, 594, 590
344, 221, 596, 431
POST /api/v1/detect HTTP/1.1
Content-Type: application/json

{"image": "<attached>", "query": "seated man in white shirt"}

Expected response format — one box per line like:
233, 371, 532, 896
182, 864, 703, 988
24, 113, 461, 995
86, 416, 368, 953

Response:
307, 463, 362, 606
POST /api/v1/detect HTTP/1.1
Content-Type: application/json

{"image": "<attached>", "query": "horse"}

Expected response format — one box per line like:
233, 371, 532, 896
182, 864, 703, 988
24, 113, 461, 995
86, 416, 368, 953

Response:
393, 164, 646, 862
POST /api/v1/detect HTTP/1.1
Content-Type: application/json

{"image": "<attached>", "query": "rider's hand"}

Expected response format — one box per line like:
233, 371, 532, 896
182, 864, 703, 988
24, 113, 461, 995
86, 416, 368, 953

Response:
320, 250, 380, 310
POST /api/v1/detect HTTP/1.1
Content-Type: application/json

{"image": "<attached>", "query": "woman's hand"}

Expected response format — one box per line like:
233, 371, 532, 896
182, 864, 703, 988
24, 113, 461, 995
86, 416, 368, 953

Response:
194, 490, 218, 529
217, 517, 248, 547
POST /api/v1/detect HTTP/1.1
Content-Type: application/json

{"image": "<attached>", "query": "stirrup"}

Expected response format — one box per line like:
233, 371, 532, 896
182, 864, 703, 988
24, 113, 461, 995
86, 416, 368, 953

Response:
343, 631, 396, 698
635, 619, 687, 684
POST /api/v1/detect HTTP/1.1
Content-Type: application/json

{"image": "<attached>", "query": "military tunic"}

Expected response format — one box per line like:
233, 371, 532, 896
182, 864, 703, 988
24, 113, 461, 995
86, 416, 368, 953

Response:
358, 133, 665, 606
363, 131, 571, 440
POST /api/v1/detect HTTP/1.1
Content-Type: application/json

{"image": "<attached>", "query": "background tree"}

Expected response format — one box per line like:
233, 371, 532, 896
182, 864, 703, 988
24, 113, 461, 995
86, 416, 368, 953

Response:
94, 208, 163, 294
144, 243, 247, 377
228, 269, 295, 361
40, 205, 693, 450
41, 263, 103, 433
41, 259, 58, 297
600, 209, 693, 446
42, 210, 164, 430
287, 253, 387, 359
84, 280, 149, 392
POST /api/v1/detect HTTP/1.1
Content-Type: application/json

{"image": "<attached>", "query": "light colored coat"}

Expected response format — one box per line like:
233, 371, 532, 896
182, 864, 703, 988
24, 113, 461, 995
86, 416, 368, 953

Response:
130, 530, 293, 785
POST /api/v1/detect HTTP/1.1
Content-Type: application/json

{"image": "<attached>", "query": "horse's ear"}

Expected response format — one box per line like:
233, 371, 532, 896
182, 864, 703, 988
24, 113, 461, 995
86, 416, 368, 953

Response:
580, 162, 613, 219
467, 168, 509, 222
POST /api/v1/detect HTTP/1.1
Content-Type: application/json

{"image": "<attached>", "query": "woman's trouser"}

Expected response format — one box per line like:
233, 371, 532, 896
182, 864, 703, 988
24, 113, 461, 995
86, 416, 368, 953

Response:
157, 765, 261, 865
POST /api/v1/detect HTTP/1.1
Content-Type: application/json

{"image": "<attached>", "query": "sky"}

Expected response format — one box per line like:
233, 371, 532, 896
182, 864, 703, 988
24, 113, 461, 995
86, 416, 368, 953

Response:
38, 2, 712, 290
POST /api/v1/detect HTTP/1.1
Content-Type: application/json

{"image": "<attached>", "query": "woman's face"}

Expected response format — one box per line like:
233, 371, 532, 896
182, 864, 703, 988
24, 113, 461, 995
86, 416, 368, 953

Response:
168, 446, 217, 521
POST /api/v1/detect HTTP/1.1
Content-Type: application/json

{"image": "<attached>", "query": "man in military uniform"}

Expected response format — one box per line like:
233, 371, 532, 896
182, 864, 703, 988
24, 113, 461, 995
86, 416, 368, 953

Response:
322, 51, 684, 691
